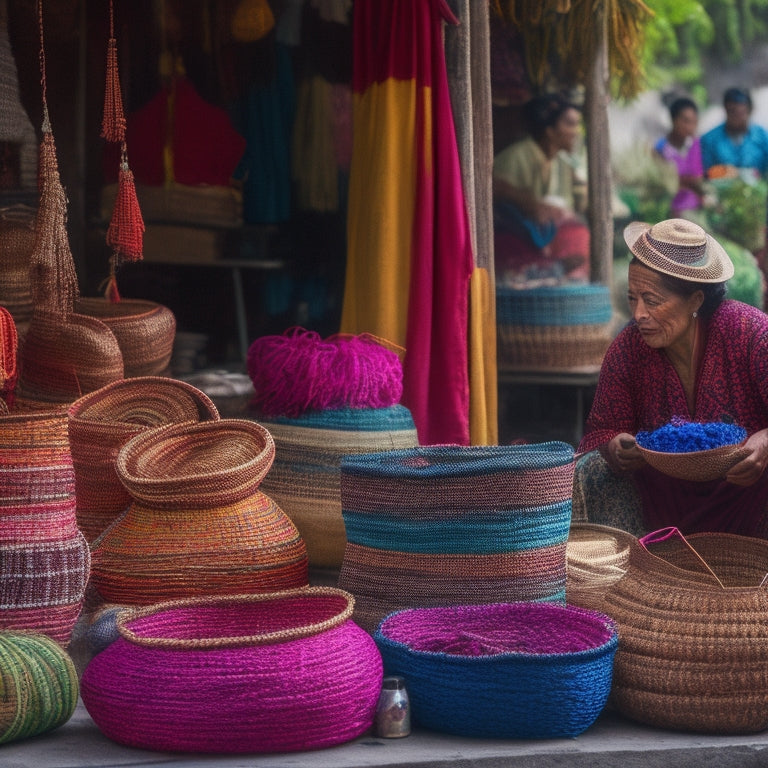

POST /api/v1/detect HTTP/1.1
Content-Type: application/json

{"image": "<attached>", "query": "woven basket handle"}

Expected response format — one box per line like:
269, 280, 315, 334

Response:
639, 526, 725, 589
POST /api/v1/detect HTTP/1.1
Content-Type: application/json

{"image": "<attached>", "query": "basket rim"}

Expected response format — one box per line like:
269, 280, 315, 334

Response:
636, 441, 749, 480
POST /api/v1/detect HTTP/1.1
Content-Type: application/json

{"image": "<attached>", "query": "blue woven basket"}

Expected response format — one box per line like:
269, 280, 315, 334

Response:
374, 602, 618, 739
496, 284, 613, 326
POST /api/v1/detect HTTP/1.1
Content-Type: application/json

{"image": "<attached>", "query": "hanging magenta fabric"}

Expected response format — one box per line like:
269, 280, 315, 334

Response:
340, 0, 474, 446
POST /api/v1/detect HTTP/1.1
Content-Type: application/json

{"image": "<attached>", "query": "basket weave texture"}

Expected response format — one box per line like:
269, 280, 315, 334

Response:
0, 631, 79, 745
636, 442, 749, 481
80, 587, 382, 753
90, 419, 308, 604
0, 206, 35, 328
338, 442, 575, 632
374, 602, 617, 739
0, 409, 90, 644
75, 297, 176, 378
259, 405, 419, 568
603, 527, 768, 733
67, 377, 220, 543
496, 284, 614, 326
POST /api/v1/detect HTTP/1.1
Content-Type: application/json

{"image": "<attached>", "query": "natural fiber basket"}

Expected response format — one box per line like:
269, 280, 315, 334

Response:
636, 442, 749, 482
603, 526, 768, 734
80, 587, 382, 753
67, 376, 220, 543
259, 405, 419, 568
374, 602, 617, 739
338, 442, 575, 632
566, 523, 638, 612
0, 205, 35, 329
90, 419, 308, 603
496, 284, 614, 326
75, 297, 176, 377
0, 631, 79, 745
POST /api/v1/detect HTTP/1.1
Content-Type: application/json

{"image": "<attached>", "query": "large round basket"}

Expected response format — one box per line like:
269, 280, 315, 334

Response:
67, 377, 220, 543
374, 602, 617, 739
603, 527, 768, 733
80, 588, 383, 753
90, 419, 308, 603
0, 631, 79, 745
259, 405, 419, 568
636, 442, 749, 482
75, 297, 176, 378
338, 442, 575, 633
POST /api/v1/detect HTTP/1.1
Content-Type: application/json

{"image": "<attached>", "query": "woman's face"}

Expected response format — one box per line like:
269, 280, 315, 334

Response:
627, 263, 703, 351
548, 107, 581, 153
672, 107, 698, 140
725, 100, 750, 134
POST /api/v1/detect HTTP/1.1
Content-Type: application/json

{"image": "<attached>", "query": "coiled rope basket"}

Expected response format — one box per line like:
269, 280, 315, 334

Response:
374, 602, 618, 739
0, 631, 79, 745
80, 587, 383, 753
603, 527, 768, 734
338, 442, 575, 632
67, 376, 220, 543
89, 419, 308, 603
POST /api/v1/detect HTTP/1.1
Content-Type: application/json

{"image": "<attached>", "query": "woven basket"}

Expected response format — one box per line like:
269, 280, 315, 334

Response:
259, 405, 419, 568
0, 631, 79, 745
67, 376, 220, 543
566, 523, 638, 612
75, 297, 176, 377
497, 322, 613, 369
374, 602, 617, 739
0, 205, 35, 329
90, 419, 308, 603
636, 442, 750, 482
338, 442, 575, 632
496, 284, 614, 326
604, 527, 768, 734
80, 587, 382, 753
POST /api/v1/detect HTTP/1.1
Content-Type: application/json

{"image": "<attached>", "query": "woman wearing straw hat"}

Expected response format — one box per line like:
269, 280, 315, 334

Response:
576, 217, 768, 538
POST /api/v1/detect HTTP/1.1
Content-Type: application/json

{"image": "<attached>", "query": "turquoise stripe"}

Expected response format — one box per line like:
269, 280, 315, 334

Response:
261, 404, 416, 432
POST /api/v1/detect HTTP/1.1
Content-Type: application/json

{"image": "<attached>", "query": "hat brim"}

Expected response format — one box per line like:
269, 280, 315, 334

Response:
624, 221, 734, 284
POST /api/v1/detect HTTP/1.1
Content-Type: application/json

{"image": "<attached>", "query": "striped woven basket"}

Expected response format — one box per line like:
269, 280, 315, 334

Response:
80, 588, 382, 753
75, 297, 176, 378
0, 408, 90, 644
338, 442, 575, 633
374, 602, 617, 739
603, 527, 768, 734
67, 377, 220, 543
0, 631, 79, 745
90, 419, 308, 603
259, 405, 419, 568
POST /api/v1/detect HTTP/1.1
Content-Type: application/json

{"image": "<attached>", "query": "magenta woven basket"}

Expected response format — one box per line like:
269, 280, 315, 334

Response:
80, 587, 383, 753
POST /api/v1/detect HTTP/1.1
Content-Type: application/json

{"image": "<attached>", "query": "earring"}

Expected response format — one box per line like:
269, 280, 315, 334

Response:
692, 311, 698, 318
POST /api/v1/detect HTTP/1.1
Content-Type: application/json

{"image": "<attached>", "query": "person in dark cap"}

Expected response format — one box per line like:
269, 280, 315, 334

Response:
700, 87, 768, 179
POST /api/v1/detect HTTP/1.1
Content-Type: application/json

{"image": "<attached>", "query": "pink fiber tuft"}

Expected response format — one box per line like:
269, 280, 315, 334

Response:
246, 327, 403, 417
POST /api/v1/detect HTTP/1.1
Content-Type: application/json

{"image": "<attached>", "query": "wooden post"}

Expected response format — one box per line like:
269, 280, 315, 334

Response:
585, 1, 613, 287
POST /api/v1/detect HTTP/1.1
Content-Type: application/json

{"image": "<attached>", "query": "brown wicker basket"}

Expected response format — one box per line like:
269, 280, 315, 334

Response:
0, 205, 35, 330
637, 442, 749, 482
75, 297, 176, 378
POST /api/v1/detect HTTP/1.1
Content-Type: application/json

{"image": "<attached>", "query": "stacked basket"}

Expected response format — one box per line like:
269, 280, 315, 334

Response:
496, 283, 614, 369
338, 442, 575, 632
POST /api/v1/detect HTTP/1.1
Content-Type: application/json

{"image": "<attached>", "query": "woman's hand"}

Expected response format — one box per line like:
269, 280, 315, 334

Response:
604, 433, 645, 475
725, 428, 768, 486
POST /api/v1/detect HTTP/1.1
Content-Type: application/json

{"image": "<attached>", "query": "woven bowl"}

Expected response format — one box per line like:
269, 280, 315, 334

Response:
80, 588, 383, 753
637, 442, 749, 482
374, 602, 617, 739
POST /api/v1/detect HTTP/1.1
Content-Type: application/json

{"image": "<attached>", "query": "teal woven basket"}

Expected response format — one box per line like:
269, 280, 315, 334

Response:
496, 284, 613, 326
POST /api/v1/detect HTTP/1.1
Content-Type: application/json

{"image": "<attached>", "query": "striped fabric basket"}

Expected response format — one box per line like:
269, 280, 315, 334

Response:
604, 527, 768, 734
0, 631, 79, 745
90, 419, 308, 604
374, 602, 617, 739
338, 442, 575, 632
497, 283, 614, 369
80, 588, 382, 753
67, 377, 220, 543
0, 409, 90, 644
75, 297, 176, 378
259, 405, 419, 568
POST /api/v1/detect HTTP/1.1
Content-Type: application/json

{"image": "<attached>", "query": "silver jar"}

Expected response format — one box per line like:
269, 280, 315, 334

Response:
374, 675, 411, 738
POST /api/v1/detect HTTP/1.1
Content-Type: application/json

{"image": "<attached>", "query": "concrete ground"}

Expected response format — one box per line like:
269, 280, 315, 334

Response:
5, 698, 768, 768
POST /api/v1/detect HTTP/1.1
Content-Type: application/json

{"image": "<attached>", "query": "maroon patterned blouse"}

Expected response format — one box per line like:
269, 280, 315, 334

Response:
579, 300, 768, 536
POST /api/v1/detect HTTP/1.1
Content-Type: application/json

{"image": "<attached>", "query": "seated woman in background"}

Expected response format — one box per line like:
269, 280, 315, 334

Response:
493, 93, 589, 286
575, 217, 768, 538
653, 96, 707, 218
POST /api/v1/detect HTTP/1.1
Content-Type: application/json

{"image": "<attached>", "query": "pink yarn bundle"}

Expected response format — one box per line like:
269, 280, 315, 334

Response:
246, 328, 403, 417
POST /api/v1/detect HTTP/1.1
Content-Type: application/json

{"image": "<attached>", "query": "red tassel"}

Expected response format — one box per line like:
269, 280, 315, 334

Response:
104, 271, 122, 303
101, 37, 126, 143
106, 152, 145, 262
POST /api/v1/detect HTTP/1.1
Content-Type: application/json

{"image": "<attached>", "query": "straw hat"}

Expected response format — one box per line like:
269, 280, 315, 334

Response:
624, 218, 734, 283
